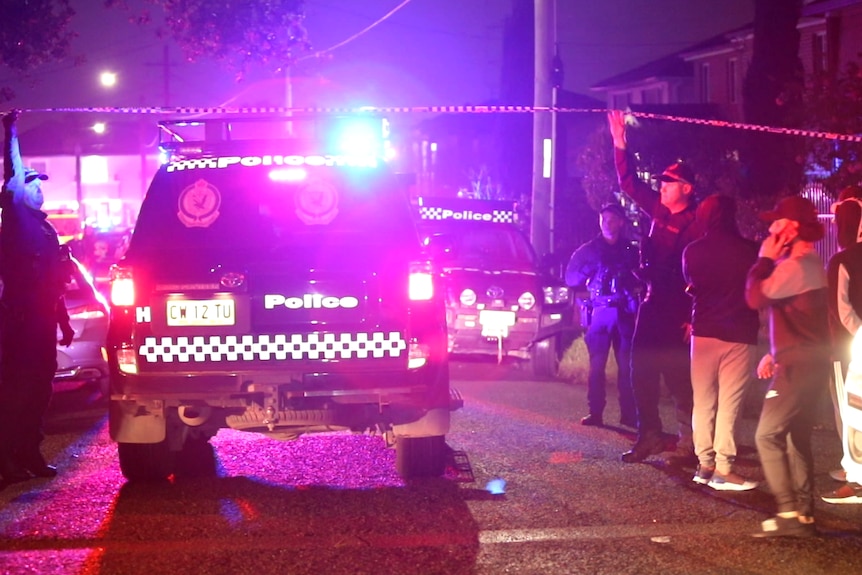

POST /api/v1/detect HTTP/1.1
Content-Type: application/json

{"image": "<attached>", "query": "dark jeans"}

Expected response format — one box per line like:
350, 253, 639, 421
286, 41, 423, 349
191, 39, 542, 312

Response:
755, 356, 829, 516
584, 304, 636, 421
0, 305, 58, 458
630, 299, 692, 443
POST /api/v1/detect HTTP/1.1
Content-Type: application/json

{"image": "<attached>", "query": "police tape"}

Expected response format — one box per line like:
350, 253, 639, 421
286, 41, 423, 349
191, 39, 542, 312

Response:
17, 104, 862, 143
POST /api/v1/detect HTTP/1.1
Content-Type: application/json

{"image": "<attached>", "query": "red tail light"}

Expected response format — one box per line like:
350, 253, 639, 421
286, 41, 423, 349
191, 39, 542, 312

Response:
110, 266, 135, 307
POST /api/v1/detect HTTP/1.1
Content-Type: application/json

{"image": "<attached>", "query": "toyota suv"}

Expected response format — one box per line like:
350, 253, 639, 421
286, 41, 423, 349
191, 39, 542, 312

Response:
413, 197, 575, 378
106, 116, 456, 481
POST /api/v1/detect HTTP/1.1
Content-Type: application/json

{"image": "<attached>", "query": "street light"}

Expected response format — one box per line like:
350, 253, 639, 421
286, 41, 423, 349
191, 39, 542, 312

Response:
99, 71, 118, 89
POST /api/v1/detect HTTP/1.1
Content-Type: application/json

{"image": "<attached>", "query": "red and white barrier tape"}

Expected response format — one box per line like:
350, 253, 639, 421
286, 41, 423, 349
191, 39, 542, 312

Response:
14, 105, 862, 143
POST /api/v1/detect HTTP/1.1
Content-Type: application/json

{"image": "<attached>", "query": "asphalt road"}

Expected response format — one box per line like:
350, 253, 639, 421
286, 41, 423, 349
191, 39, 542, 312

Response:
1, 359, 862, 575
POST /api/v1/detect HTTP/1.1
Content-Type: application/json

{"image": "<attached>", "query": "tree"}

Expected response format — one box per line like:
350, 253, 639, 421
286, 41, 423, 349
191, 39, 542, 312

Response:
109, 0, 310, 81
804, 59, 862, 192
0, 0, 77, 102
740, 0, 806, 198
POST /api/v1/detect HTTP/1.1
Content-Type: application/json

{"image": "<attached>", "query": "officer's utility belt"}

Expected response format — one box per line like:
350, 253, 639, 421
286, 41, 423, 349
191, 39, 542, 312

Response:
590, 296, 627, 308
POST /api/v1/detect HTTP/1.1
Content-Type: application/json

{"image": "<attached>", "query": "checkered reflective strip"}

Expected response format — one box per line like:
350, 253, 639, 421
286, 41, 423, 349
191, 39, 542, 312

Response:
417, 206, 514, 223
491, 209, 514, 223
138, 332, 407, 363
418, 206, 446, 220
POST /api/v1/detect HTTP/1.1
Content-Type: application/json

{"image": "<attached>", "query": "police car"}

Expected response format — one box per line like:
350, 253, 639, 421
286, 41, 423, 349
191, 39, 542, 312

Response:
105, 115, 457, 481
414, 197, 573, 377
837, 331, 862, 482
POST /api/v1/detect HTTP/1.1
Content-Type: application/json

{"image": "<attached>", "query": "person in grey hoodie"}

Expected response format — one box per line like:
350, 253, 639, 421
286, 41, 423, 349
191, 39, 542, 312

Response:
745, 195, 830, 538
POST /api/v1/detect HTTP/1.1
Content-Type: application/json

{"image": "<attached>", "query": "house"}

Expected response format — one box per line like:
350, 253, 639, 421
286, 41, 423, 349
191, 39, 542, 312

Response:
591, 0, 862, 123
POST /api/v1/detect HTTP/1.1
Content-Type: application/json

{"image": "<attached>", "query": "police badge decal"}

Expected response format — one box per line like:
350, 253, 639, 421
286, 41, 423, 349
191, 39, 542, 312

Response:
178, 179, 221, 228
295, 179, 339, 226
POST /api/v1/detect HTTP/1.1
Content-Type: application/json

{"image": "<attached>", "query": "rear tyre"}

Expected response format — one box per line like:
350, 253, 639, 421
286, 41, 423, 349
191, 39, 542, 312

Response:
118, 441, 175, 482
395, 435, 447, 479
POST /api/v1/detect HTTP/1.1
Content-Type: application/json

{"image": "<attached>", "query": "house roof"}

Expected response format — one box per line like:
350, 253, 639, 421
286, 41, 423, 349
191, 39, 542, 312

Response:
803, 0, 862, 16
590, 53, 693, 91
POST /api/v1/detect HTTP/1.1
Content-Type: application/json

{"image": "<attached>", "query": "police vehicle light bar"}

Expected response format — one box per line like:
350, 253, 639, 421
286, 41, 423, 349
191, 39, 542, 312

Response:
416, 197, 516, 224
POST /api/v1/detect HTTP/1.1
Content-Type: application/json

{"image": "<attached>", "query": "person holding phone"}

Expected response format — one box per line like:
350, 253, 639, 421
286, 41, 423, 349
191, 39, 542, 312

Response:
745, 195, 830, 538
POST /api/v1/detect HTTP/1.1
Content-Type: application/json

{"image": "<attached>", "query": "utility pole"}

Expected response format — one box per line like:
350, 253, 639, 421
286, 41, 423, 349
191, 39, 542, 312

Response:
145, 45, 178, 107
530, 0, 556, 257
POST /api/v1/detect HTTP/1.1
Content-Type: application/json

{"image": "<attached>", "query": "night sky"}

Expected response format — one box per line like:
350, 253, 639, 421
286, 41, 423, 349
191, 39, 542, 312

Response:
2, 0, 755, 111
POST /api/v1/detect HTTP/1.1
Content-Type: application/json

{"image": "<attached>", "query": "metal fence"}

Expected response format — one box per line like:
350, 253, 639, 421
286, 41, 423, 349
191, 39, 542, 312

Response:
802, 182, 837, 265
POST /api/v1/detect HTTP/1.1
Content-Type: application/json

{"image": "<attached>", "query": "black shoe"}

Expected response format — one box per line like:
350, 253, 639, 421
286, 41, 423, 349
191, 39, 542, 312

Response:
621, 435, 664, 463
15, 452, 57, 479
0, 456, 32, 484
580, 414, 603, 427
752, 515, 817, 538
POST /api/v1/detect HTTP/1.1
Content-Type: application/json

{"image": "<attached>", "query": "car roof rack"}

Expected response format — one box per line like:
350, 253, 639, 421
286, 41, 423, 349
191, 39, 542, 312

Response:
157, 113, 390, 160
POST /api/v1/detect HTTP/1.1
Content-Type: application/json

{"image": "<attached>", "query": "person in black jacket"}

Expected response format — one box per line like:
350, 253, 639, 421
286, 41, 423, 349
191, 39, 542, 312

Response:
607, 110, 701, 464
0, 110, 74, 483
683, 194, 760, 491
566, 203, 640, 428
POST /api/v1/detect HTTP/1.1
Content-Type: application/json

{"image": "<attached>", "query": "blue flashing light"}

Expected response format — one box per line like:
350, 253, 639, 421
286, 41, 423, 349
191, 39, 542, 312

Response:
335, 119, 382, 156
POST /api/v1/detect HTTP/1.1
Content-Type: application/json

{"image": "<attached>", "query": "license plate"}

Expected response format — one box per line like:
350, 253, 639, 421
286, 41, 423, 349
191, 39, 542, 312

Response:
479, 309, 516, 338
166, 299, 236, 326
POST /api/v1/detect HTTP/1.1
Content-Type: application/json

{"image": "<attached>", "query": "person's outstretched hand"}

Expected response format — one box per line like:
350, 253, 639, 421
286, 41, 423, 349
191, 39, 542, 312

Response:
2, 109, 19, 130
607, 109, 627, 149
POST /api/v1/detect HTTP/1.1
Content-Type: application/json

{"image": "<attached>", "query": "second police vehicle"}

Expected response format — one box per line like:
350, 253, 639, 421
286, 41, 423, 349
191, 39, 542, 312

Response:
104, 115, 459, 481
413, 196, 575, 377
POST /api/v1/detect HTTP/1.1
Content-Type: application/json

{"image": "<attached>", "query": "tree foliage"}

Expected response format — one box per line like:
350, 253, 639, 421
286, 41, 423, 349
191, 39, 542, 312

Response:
804, 60, 862, 192
109, 0, 311, 81
740, 0, 806, 198
0, 0, 77, 101
572, 112, 773, 240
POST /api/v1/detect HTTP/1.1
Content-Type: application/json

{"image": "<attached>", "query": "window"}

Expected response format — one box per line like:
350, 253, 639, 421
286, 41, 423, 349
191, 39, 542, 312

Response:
642, 87, 663, 105
699, 63, 711, 102
727, 59, 738, 104
812, 31, 827, 75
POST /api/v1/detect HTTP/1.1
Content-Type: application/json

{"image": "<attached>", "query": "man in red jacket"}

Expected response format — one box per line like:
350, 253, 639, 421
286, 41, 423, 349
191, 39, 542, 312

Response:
607, 110, 700, 464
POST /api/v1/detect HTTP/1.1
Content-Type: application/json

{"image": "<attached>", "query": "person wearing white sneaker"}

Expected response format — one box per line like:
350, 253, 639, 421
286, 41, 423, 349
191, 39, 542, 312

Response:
708, 470, 759, 491
683, 195, 759, 491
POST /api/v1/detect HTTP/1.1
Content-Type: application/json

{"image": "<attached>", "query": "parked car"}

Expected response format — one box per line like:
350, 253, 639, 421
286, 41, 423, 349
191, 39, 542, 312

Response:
414, 197, 578, 378
54, 256, 110, 396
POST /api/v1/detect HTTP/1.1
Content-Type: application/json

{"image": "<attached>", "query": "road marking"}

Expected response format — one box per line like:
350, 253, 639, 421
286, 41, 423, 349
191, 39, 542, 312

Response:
478, 522, 748, 544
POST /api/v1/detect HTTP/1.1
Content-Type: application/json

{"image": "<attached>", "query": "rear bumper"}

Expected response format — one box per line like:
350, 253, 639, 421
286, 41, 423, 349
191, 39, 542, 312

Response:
109, 361, 453, 444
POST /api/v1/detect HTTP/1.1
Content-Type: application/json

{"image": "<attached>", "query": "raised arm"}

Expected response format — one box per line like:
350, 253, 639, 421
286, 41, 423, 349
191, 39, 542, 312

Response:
3, 109, 24, 192
608, 111, 658, 214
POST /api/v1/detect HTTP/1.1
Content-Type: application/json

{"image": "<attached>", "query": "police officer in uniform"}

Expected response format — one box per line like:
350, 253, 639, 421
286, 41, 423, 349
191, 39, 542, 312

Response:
0, 110, 74, 483
566, 203, 640, 427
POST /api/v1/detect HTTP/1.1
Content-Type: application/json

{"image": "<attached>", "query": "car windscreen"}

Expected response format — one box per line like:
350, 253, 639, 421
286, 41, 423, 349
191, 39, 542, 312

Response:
127, 157, 419, 262
420, 225, 537, 267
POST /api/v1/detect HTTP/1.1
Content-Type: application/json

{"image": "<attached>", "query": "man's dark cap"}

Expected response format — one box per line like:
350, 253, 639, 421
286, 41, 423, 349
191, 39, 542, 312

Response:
23, 167, 48, 183
758, 195, 824, 242
653, 162, 695, 186
599, 203, 627, 220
